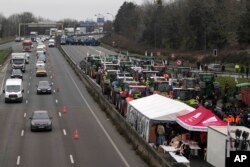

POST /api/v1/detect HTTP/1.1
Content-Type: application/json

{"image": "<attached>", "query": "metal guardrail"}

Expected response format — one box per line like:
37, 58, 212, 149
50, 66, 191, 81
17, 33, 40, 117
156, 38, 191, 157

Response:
57, 45, 186, 167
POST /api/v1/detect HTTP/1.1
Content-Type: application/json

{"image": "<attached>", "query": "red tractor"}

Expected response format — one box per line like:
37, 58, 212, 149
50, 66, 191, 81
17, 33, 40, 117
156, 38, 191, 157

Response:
117, 85, 148, 116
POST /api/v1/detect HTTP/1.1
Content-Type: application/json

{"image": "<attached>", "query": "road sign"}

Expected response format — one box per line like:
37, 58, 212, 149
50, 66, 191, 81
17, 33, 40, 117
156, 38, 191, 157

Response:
176, 59, 182, 66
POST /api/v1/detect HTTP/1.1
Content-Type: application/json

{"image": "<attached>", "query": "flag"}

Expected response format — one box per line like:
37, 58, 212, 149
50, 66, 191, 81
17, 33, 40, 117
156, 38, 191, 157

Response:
226, 121, 233, 157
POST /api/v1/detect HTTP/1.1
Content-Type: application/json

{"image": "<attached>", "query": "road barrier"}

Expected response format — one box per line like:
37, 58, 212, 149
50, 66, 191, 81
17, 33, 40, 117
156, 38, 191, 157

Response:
57, 45, 186, 167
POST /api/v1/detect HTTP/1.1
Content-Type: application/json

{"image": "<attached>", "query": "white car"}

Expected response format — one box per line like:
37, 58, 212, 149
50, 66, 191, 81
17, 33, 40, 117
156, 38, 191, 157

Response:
36, 61, 45, 69
37, 44, 47, 54
48, 39, 55, 47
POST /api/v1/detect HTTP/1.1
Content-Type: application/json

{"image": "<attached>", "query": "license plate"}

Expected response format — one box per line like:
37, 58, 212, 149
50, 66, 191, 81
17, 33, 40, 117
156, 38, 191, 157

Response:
11, 98, 16, 100
39, 126, 44, 128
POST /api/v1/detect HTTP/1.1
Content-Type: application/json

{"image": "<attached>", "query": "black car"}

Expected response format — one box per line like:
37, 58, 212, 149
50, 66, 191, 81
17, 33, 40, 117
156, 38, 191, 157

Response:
37, 81, 52, 94
30, 110, 52, 131
11, 69, 23, 79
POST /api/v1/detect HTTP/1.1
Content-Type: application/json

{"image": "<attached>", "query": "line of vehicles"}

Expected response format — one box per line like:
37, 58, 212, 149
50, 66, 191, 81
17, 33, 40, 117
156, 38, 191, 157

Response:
3, 36, 53, 131
79, 53, 250, 117
60, 35, 100, 46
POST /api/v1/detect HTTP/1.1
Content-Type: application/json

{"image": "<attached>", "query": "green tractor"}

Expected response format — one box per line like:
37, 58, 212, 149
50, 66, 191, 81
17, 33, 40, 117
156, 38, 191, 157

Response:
173, 88, 199, 107
196, 72, 221, 101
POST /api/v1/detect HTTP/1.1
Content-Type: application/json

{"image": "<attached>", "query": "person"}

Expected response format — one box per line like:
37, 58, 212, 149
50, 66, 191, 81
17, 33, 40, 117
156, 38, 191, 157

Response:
224, 82, 230, 96
246, 65, 249, 79
181, 144, 191, 159
156, 124, 165, 146
240, 66, 245, 78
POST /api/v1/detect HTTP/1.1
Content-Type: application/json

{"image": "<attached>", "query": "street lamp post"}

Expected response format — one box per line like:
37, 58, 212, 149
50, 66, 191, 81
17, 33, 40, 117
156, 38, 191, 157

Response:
106, 12, 114, 21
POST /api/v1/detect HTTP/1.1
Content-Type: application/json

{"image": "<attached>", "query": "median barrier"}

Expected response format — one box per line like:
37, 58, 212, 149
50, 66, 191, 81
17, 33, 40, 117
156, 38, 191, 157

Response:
57, 45, 186, 167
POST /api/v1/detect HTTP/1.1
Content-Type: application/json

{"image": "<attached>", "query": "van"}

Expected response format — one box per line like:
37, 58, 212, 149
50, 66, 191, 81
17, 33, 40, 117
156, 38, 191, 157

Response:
3, 79, 24, 103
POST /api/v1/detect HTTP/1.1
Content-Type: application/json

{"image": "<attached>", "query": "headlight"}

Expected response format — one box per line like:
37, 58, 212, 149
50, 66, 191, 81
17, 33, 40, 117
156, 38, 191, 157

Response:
37, 88, 41, 91
31, 121, 35, 126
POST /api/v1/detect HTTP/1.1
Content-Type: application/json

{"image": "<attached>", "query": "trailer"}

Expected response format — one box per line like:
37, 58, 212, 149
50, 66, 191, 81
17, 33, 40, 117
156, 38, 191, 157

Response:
207, 126, 250, 167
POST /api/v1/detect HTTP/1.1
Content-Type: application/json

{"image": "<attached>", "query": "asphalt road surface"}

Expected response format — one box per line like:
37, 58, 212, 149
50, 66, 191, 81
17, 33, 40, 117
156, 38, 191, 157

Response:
0, 43, 147, 167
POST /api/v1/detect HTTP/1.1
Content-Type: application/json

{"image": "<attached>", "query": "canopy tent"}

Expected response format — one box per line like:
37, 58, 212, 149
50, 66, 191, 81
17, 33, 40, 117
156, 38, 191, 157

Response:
176, 106, 227, 132
126, 94, 195, 142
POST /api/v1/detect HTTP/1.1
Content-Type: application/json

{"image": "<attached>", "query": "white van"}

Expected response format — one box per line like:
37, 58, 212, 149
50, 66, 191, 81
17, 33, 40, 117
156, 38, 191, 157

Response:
3, 79, 24, 103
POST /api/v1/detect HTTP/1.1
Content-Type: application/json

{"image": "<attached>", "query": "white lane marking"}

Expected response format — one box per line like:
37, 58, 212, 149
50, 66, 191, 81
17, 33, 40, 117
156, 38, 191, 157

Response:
55, 99, 58, 103
63, 129, 67, 136
28, 83, 30, 86
66, 68, 130, 167
16, 156, 21, 165
69, 155, 74, 164
27, 90, 29, 94
24, 113, 26, 118
51, 82, 54, 85
53, 90, 56, 93
59, 112, 62, 117
29, 76, 31, 79
21, 130, 24, 136
26, 100, 28, 104
50, 76, 53, 79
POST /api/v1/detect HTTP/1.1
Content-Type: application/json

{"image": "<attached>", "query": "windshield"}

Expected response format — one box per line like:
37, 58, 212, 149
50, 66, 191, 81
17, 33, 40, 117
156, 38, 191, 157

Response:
33, 113, 49, 119
12, 59, 24, 64
175, 90, 192, 100
39, 81, 49, 87
185, 79, 196, 88
6, 85, 21, 92
155, 82, 170, 92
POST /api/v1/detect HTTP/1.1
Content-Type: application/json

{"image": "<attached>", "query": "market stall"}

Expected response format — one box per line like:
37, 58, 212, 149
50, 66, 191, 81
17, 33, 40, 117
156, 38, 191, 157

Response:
126, 94, 195, 142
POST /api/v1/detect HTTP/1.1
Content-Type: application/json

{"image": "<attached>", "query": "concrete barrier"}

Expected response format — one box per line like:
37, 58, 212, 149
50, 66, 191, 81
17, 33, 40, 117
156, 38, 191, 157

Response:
57, 45, 186, 167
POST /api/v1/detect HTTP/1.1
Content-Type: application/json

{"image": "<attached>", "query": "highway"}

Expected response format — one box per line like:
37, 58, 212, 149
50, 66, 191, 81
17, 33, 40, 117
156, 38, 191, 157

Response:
0, 43, 147, 167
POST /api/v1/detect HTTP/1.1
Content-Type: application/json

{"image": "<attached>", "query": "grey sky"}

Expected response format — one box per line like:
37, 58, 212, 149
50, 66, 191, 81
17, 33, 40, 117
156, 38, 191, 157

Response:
0, 0, 144, 21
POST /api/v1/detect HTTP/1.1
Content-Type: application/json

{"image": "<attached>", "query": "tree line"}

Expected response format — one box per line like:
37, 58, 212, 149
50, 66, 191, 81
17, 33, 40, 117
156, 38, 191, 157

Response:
113, 0, 250, 51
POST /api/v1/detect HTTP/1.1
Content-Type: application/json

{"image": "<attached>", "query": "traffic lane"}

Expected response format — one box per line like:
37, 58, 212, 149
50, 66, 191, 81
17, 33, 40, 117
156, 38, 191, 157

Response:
61, 45, 89, 65
49, 47, 147, 167
0, 105, 28, 167
18, 53, 71, 167
0, 51, 33, 166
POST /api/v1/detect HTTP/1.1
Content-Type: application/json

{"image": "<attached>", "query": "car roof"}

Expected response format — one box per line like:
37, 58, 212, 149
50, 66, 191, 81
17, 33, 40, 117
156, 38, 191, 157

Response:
6, 78, 22, 85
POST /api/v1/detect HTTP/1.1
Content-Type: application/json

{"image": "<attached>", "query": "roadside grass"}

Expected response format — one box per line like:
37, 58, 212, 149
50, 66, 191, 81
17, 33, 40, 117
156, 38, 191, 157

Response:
0, 37, 14, 45
0, 50, 10, 65
216, 76, 250, 93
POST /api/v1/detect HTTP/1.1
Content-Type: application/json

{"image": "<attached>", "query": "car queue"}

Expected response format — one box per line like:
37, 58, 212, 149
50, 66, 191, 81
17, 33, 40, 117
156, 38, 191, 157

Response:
3, 37, 53, 132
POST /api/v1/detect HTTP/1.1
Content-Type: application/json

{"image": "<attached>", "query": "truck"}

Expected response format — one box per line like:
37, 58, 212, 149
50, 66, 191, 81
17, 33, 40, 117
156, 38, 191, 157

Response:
240, 87, 250, 107
30, 31, 38, 42
11, 53, 26, 72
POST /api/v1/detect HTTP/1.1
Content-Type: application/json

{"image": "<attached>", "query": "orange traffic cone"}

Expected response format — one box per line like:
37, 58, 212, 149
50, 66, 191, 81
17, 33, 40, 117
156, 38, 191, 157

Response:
63, 106, 67, 113
74, 129, 79, 140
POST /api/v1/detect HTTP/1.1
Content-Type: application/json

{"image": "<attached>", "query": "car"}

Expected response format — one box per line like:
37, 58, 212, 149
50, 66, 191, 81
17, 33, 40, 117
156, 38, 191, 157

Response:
208, 64, 222, 72
29, 110, 52, 131
36, 60, 45, 69
36, 67, 47, 77
15, 36, 21, 42
37, 54, 46, 63
48, 39, 55, 47
10, 69, 23, 79
36, 81, 52, 94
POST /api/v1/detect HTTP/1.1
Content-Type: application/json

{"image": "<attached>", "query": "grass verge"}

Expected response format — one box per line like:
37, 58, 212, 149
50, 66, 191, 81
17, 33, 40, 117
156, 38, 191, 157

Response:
0, 49, 11, 65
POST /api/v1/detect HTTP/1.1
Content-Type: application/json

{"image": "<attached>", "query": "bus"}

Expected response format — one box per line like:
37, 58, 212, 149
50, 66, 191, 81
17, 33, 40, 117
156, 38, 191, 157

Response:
22, 39, 33, 52
30, 31, 38, 42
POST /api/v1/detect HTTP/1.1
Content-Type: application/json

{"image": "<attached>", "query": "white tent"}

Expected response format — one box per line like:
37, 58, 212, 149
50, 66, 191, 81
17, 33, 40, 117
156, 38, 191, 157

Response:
126, 94, 195, 142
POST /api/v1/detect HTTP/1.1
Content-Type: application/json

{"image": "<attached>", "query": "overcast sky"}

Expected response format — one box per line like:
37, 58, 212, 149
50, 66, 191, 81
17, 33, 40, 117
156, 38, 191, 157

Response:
0, 0, 144, 21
